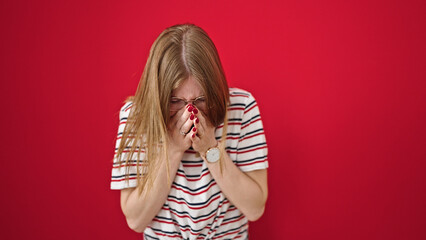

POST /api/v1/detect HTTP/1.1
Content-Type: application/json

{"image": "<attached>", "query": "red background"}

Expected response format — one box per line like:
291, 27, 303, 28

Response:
1, 0, 425, 239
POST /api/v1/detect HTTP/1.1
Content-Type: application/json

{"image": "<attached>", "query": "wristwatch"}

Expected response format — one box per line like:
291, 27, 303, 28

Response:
204, 146, 221, 163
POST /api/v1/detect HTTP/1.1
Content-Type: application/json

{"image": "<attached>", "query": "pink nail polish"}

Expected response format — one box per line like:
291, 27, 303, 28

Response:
188, 106, 193, 112
192, 127, 197, 132
192, 108, 198, 114
190, 114, 194, 120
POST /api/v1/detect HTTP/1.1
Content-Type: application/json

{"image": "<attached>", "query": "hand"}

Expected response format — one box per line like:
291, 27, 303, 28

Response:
167, 105, 194, 156
190, 107, 218, 159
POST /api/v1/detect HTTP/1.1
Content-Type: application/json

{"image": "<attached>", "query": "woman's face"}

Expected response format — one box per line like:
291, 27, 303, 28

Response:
170, 76, 206, 118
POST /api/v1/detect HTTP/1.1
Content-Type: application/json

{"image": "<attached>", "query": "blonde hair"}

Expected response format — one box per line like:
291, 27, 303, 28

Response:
115, 23, 230, 195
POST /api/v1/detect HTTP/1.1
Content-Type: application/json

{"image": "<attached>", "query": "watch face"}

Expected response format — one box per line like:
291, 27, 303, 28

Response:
206, 147, 220, 163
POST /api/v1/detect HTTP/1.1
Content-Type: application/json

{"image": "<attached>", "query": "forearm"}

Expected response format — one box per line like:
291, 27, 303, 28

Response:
206, 153, 268, 221
122, 152, 182, 232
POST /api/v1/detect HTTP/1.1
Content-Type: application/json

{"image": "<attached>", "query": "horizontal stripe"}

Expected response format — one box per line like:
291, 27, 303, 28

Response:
162, 199, 228, 223
217, 226, 248, 238
151, 206, 233, 236
236, 155, 268, 164
208, 208, 241, 234
182, 163, 203, 168
112, 159, 146, 165
111, 177, 137, 182
112, 163, 146, 169
222, 142, 266, 152
152, 218, 210, 235
147, 226, 182, 238
172, 179, 216, 193
229, 103, 245, 107
236, 159, 268, 167
167, 191, 222, 207
239, 132, 265, 142
241, 114, 260, 126
228, 145, 267, 154
230, 90, 250, 96
176, 171, 210, 182
177, 167, 208, 177
244, 103, 257, 115
217, 215, 246, 230
241, 118, 262, 130
228, 118, 243, 122
245, 99, 256, 109
229, 94, 249, 98
153, 211, 227, 233
122, 102, 133, 111
171, 182, 217, 196
168, 195, 221, 210
144, 232, 160, 240
212, 221, 248, 239
240, 128, 264, 140
181, 160, 203, 164
236, 142, 267, 151
228, 107, 245, 111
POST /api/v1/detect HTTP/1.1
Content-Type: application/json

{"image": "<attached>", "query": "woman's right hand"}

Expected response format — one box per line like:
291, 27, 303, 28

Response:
167, 104, 197, 156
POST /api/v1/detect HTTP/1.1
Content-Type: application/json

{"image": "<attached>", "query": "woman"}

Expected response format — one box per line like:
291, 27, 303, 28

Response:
110, 23, 268, 239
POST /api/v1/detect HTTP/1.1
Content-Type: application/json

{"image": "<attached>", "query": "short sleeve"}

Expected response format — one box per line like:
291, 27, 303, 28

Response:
110, 102, 141, 190
235, 93, 269, 172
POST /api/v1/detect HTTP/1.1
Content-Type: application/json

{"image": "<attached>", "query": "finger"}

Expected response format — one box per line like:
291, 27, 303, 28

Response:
170, 105, 189, 126
194, 109, 211, 129
185, 129, 195, 141
180, 113, 196, 135
175, 104, 194, 129
193, 116, 204, 137
190, 107, 202, 135
190, 124, 198, 136
190, 130, 200, 143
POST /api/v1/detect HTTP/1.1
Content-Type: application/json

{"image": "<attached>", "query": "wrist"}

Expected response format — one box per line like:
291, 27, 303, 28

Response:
201, 140, 220, 163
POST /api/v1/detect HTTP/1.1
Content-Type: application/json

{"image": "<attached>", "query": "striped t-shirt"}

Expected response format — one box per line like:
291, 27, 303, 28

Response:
111, 88, 268, 239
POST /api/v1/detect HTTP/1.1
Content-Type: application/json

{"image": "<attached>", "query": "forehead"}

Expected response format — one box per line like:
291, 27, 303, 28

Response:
171, 76, 204, 98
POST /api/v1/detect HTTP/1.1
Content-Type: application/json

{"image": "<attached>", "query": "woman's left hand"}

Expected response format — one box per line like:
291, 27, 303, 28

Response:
190, 107, 218, 158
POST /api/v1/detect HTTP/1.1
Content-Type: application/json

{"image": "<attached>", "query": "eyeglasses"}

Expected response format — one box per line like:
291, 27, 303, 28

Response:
169, 96, 206, 111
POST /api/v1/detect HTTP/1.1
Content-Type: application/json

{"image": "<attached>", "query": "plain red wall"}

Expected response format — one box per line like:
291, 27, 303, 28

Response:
1, 0, 425, 239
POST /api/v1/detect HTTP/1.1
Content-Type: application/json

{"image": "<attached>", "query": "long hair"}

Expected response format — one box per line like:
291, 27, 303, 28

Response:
115, 23, 230, 195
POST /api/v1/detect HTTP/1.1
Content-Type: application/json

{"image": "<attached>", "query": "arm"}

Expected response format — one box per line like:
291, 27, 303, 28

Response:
120, 151, 182, 233
204, 153, 268, 221
190, 107, 268, 221
119, 105, 195, 232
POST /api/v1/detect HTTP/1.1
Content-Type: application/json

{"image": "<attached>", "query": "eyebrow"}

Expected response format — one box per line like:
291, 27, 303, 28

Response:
170, 96, 205, 101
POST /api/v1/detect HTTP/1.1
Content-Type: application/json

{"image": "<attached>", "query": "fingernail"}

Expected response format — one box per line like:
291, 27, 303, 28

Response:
188, 106, 193, 112
190, 114, 194, 120
192, 108, 198, 114
192, 127, 197, 132
192, 133, 195, 138
195, 118, 199, 124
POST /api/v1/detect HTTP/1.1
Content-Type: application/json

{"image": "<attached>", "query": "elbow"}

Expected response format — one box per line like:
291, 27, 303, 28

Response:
246, 206, 265, 222
126, 217, 146, 233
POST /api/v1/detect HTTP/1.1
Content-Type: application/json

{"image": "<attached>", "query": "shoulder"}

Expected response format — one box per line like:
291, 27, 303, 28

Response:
228, 87, 258, 107
119, 101, 133, 119
120, 101, 133, 113
229, 87, 252, 99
